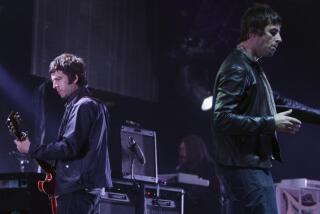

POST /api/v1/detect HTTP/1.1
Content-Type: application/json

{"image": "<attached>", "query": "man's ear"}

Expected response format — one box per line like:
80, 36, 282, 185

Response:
248, 32, 256, 39
73, 74, 79, 84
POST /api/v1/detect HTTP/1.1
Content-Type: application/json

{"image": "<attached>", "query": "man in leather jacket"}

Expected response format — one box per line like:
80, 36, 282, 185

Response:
212, 4, 320, 214
15, 53, 112, 214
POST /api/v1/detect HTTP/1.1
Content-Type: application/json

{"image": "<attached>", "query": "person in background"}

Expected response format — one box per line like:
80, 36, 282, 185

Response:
177, 134, 220, 214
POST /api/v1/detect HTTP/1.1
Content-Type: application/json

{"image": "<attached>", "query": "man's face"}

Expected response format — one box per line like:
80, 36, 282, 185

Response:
51, 70, 78, 99
178, 142, 187, 164
253, 24, 282, 58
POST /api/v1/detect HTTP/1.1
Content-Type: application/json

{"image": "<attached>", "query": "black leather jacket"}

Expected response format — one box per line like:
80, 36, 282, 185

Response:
212, 49, 320, 169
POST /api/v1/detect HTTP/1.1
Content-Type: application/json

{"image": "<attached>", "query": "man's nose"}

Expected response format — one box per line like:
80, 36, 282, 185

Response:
276, 33, 282, 43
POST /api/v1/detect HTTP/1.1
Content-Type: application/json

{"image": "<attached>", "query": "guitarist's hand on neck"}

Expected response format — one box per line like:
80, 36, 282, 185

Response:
14, 138, 31, 154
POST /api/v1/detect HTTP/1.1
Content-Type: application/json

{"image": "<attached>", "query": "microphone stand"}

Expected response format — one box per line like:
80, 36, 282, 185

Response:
128, 136, 146, 214
130, 154, 135, 181
128, 151, 145, 214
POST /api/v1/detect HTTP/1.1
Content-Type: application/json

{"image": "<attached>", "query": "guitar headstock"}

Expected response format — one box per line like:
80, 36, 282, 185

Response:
6, 111, 26, 141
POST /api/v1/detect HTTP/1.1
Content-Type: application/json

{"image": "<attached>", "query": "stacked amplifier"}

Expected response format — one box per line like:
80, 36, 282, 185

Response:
97, 124, 184, 214
97, 180, 184, 214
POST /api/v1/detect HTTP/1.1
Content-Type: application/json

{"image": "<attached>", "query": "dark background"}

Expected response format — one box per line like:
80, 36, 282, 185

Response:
0, 0, 320, 183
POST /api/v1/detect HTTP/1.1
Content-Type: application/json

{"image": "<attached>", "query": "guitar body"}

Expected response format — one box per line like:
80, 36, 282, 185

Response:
38, 171, 57, 214
6, 111, 57, 214
38, 172, 55, 195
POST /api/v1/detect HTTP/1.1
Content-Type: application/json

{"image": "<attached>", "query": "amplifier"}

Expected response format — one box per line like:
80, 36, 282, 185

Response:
97, 194, 136, 214
144, 184, 184, 214
121, 126, 158, 183
96, 180, 184, 214
96, 180, 140, 214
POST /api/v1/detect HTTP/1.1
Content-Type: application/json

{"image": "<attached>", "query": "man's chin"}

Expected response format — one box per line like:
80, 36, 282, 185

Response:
269, 48, 277, 56
264, 51, 275, 57
59, 94, 67, 99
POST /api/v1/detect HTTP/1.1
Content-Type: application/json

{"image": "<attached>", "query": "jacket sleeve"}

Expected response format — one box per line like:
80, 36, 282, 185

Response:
213, 66, 275, 135
29, 101, 95, 160
274, 91, 320, 124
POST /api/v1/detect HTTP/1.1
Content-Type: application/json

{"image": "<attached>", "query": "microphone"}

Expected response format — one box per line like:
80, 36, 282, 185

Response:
128, 136, 146, 165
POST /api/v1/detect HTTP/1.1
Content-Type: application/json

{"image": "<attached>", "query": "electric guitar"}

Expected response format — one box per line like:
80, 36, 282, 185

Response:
6, 111, 57, 214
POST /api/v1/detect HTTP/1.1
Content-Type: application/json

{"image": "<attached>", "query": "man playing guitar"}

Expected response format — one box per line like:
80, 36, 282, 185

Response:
14, 53, 113, 214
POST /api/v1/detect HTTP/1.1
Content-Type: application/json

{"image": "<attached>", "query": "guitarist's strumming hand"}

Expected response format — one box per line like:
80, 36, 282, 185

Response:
14, 137, 31, 154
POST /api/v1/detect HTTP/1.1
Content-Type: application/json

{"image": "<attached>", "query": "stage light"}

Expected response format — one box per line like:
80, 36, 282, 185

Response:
190, 83, 212, 111
201, 95, 212, 111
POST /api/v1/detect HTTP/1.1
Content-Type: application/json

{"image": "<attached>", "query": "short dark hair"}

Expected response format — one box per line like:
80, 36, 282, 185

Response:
49, 53, 87, 86
240, 3, 282, 41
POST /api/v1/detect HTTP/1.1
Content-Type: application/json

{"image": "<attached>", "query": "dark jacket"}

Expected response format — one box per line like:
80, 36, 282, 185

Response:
212, 49, 320, 169
29, 87, 112, 195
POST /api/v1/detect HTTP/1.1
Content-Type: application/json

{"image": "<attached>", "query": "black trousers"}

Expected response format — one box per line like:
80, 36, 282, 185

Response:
217, 166, 278, 214
57, 190, 100, 214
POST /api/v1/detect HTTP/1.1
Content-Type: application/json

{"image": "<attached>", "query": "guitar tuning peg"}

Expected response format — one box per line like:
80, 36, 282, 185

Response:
23, 131, 28, 138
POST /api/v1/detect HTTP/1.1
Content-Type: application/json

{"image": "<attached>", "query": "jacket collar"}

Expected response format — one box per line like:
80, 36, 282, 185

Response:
235, 47, 261, 69
65, 86, 91, 108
